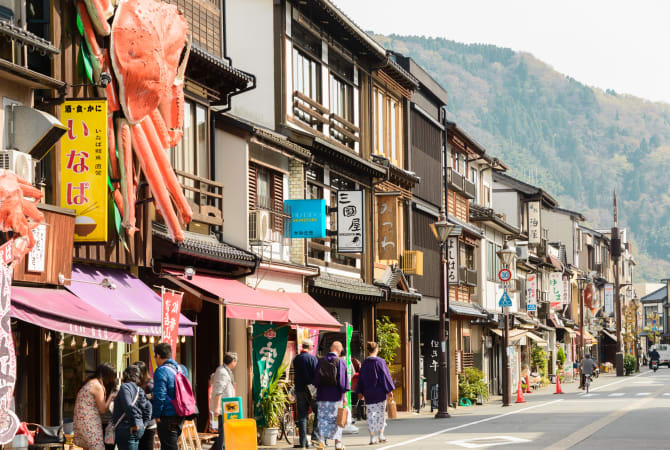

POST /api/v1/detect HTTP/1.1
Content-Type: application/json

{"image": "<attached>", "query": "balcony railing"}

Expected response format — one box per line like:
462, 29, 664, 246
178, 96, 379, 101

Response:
175, 170, 223, 227
329, 112, 359, 146
447, 168, 464, 193
459, 266, 478, 287
463, 178, 476, 199
293, 91, 328, 128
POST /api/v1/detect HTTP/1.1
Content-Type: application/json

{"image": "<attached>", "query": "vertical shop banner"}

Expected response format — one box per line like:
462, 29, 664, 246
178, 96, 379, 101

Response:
345, 323, 353, 405
446, 237, 459, 284
0, 242, 18, 444
252, 323, 288, 420
161, 288, 183, 357
296, 327, 319, 356
604, 284, 614, 316
377, 194, 398, 261
526, 273, 537, 312
548, 272, 563, 309
562, 274, 571, 306
60, 99, 108, 242
336, 190, 364, 253
27, 224, 46, 272
528, 201, 541, 245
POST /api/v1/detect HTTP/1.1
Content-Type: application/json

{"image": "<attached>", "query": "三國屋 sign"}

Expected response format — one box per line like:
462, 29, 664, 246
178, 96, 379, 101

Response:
377, 194, 398, 261
60, 99, 108, 242
528, 201, 541, 245
337, 190, 364, 253
284, 199, 326, 238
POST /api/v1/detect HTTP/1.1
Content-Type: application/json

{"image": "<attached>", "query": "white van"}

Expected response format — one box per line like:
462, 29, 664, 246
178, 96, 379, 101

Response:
649, 344, 670, 367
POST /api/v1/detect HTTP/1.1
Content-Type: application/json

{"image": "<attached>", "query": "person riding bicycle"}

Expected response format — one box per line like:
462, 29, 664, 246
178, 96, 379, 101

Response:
579, 354, 597, 390
649, 348, 661, 370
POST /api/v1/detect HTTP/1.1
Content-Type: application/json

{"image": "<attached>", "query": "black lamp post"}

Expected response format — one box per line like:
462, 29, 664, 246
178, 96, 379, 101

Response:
496, 243, 516, 407
430, 215, 456, 418
576, 277, 588, 362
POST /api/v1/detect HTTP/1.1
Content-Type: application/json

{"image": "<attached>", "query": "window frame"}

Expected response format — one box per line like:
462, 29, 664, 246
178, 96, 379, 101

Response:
372, 84, 403, 168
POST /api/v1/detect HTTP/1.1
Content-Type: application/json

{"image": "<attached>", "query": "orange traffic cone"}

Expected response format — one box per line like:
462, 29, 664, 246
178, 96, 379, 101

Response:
515, 379, 526, 403
525, 375, 532, 394
554, 373, 564, 394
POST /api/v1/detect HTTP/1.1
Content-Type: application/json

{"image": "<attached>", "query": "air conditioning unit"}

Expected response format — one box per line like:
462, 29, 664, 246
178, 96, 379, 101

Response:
401, 250, 424, 276
249, 210, 271, 241
0, 149, 33, 184
516, 245, 529, 260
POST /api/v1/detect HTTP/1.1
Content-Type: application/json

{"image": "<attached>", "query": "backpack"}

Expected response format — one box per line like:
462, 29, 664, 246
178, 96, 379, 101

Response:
165, 364, 197, 418
317, 357, 339, 387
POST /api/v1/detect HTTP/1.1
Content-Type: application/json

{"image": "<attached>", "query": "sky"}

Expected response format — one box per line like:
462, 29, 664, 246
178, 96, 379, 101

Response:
333, 0, 670, 104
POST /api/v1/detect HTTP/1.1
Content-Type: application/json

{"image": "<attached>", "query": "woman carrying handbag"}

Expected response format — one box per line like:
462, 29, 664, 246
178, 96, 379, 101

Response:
355, 342, 395, 445
111, 366, 152, 450
74, 363, 118, 450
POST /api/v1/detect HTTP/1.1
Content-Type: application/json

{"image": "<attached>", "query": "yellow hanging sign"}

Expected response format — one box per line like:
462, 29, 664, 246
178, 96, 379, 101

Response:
60, 99, 108, 242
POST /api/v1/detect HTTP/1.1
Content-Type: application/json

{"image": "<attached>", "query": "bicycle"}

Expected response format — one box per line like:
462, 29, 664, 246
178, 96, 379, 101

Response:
278, 385, 298, 445
584, 374, 592, 393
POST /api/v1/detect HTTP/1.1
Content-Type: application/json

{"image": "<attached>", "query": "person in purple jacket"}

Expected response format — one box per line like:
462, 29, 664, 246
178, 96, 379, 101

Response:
313, 341, 349, 450
355, 342, 395, 445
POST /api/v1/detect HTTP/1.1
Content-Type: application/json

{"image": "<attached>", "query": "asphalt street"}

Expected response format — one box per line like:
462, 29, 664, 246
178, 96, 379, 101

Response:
263, 367, 670, 450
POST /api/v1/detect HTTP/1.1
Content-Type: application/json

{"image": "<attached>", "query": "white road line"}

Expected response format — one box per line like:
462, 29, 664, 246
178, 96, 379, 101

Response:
379, 399, 565, 449
582, 393, 598, 397
608, 393, 625, 397
636, 392, 651, 396
663, 393, 670, 396
587, 371, 646, 392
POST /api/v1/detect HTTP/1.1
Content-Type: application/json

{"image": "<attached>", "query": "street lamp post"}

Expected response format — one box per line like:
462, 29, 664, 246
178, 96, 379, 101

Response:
431, 216, 456, 419
497, 243, 516, 407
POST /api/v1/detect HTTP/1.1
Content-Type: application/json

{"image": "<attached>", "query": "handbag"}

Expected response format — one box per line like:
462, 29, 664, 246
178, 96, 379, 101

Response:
29, 424, 64, 444
16, 422, 35, 445
336, 406, 348, 428
387, 398, 398, 419
105, 386, 140, 445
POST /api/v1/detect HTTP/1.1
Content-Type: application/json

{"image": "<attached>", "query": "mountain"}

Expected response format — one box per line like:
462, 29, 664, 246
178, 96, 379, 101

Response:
376, 34, 670, 283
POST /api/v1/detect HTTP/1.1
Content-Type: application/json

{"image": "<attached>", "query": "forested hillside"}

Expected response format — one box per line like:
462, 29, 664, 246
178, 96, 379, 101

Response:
376, 34, 670, 282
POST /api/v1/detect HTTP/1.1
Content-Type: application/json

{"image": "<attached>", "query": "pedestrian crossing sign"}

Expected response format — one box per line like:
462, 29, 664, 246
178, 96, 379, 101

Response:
499, 291, 512, 308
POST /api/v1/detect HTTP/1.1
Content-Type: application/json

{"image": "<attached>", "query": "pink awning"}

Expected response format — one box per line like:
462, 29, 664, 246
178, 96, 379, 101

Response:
166, 271, 341, 330
11, 286, 134, 343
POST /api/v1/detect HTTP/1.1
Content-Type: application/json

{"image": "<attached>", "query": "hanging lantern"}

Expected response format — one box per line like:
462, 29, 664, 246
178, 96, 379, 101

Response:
93, 340, 99, 349
70, 336, 76, 347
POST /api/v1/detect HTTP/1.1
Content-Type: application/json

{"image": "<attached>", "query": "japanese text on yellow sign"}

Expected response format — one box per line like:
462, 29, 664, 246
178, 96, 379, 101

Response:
60, 99, 108, 242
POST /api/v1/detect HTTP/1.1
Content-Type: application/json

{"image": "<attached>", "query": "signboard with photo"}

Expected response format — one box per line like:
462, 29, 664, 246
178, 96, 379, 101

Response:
527, 273, 537, 312
337, 190, 364, 253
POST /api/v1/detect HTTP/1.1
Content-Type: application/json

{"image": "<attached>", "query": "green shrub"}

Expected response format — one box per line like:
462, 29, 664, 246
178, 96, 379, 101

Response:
458, 367, 489, 401
531, 345, 548, 378
376, 316, 401, 363
557, 347, 566, 368
624, 354, 636, 375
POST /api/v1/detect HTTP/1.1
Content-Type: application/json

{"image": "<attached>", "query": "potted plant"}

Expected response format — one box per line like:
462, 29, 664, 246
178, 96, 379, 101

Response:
458, 367, 489, 405
259, 364, 289, 446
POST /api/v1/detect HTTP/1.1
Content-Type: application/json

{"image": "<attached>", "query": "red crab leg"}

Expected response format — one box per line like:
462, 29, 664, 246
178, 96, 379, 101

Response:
140, 116, 193, 225
108, 114, 120, 182
158, 35, 191, 148
131, 122, 184, 243
83, 0, 111, 36
117, 119, 136, 236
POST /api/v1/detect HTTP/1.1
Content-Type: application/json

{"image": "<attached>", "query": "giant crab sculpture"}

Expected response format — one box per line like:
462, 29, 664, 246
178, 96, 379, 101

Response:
78, 0, 193, 243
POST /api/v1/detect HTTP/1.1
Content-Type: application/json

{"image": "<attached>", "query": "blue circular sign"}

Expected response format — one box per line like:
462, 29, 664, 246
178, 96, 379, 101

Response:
498, 269, 512, 282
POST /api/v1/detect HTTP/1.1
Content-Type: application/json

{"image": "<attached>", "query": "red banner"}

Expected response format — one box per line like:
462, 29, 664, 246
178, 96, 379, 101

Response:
161, 288, 183, 357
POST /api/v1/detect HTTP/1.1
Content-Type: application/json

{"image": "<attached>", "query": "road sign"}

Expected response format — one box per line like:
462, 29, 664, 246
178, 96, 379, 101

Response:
653, 326, 658, 332
527, 303, 537, 312
498, 269, 512, 282
499, 291, 513, 308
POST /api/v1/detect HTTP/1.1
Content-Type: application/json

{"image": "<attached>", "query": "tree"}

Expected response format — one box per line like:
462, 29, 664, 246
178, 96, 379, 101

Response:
376, 316, 401, 364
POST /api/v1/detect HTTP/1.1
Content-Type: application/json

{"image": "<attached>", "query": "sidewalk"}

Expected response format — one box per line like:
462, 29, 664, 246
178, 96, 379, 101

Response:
258, 373, 617, 449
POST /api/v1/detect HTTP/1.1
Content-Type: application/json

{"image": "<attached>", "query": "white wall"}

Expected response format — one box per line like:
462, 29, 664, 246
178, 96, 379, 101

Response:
245, 269, 302, 293
543, 209, 576, 265
492, 190, 519, 228
216, 129, 248, 248
226, 0, 275, 128
1, 82, 33, 149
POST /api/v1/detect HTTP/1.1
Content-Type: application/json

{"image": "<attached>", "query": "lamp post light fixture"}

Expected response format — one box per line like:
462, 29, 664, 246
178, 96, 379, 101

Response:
496, 242, 516, 407
430, 214, 456, 419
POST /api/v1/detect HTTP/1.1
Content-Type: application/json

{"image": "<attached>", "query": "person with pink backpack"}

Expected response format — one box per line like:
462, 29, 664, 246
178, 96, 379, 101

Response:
152, 343, 196, 450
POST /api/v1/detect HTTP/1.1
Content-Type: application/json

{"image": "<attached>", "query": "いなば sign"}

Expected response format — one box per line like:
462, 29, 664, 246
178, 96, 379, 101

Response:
284, 199, 326, 238
60, 99, 108, 242
161, 288, 183, 357
337, 190, 364, 253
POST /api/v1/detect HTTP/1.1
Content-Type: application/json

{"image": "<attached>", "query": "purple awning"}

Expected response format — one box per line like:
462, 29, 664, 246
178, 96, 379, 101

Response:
11, 286, 134, 343
66, 265, 195, 336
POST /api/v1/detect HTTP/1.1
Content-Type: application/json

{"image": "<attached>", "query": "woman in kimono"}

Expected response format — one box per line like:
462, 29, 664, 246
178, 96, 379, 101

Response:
355, 342, 395, 445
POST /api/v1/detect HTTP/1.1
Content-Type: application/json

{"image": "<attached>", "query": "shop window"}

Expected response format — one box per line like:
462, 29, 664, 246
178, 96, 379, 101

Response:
373, 86, 403, 167
329, 73, 354, 147
171, 100, 209, 200
460, 243, 475, 270
462, 335, 471, 353
487, 241, 501, 282
249, 163, 285, 235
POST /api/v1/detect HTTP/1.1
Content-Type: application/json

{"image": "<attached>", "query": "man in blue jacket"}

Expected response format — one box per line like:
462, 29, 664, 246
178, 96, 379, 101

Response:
152, 343, 188, 450
293, 339, 320, 448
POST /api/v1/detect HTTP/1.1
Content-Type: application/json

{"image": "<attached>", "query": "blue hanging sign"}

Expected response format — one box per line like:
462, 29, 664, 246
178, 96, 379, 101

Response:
499, 291, 513, 308
284, 199, 327, 238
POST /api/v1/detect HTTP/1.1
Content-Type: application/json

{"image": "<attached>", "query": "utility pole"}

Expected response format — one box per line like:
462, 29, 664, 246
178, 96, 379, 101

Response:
612, 190, 624, 376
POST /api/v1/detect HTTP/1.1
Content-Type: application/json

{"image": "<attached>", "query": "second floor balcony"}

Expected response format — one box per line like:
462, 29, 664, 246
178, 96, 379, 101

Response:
175, 170, 224, 229
447, 168, 476, 200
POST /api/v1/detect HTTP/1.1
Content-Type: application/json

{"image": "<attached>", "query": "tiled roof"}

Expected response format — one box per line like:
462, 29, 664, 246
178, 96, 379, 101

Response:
449, 301, 488, 318
152, 222, 258, 268
310, 273, 384, 300
641, 285, 666, 303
